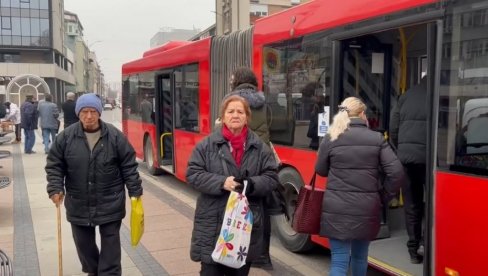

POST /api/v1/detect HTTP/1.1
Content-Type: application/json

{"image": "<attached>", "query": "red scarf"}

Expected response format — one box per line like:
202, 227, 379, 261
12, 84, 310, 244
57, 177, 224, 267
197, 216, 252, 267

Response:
222, 124, 248, 168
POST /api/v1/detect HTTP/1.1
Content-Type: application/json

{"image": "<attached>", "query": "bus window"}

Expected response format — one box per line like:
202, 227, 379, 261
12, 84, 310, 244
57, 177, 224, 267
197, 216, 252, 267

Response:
263, 32, 331, 149
437, 5, 488, 176
175, 64, 199, 132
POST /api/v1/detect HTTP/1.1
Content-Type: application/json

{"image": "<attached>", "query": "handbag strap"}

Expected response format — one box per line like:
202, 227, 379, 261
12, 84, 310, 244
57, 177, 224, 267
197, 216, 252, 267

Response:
219, 149, 230, 176
309, 173, 317, 190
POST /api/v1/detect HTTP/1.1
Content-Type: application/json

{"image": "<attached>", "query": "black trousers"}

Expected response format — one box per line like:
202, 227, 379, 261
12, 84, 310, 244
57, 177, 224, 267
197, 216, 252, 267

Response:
402, 163, 426, 251
14, 124, 20, 141
71, 220, 122, 276
262, 213, 271, 257
200, 263, 251, 276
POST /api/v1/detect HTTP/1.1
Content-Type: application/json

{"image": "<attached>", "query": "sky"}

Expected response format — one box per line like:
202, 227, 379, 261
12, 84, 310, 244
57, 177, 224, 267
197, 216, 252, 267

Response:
64, 0, 216, 86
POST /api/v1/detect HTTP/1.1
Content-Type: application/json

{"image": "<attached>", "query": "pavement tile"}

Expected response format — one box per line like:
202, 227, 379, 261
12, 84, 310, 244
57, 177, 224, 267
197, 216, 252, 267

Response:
159, 259, 201, 275
151, 247, 190, 263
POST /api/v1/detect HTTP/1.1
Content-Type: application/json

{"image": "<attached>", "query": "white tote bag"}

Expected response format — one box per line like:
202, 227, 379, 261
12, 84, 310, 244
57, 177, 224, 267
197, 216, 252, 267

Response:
211, 180, 253, 268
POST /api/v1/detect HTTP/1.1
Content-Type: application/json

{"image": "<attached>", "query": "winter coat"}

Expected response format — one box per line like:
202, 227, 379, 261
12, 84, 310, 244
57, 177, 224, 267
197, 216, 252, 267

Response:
45, 120, 143, 226
227, 84, 270, 145
389, 78, 427, 165
186, 128, 279, 264
62, 99, 79, 128
20, 100, 38, 130
315, 118, 404, 240
38, 100, 59, 129
5, 103, 21, 124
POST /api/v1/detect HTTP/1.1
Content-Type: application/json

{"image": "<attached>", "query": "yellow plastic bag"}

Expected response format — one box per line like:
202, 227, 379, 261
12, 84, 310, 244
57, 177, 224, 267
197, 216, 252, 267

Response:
130, 196, 144, 247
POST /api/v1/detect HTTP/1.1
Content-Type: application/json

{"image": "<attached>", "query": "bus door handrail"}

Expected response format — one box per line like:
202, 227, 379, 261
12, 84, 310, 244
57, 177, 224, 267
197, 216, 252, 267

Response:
160, 132, 173, 158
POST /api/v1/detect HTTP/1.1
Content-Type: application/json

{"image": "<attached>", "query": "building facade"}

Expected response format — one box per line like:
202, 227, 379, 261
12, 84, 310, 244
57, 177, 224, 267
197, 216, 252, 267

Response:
215, 0, 311, 35
150, 28, 201, 48
0, 0, 75, 106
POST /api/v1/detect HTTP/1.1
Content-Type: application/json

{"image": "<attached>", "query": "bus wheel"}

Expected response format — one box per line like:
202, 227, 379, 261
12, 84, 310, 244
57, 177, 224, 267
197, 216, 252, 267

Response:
144, 137, 162, 175
271, 167, 315, 252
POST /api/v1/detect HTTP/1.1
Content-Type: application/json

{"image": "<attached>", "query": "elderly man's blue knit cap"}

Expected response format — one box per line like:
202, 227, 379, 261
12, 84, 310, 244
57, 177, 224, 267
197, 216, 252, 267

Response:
75, 93, 103, 116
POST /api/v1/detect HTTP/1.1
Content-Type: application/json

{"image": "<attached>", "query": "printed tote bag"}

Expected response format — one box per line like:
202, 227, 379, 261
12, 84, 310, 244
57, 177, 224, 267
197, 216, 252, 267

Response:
211, 180, 253, 268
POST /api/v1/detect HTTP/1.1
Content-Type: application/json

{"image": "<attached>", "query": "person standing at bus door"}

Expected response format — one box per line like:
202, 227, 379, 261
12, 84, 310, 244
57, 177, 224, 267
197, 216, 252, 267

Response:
389, 77, 428, 264
46, 93, 143, 276
38, 94, 60, 154
315, 97, 404, 276
187, 95, 279, 276
62, 92, 79, 129
20, 95, 38, 154
226, 67, 280, 270
4, 101, 21, 143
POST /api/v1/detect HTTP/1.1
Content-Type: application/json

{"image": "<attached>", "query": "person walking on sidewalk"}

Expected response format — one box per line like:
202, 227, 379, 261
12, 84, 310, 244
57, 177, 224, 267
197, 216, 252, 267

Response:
187, 95, 279, 276
46, 93, 143, 276
4, 101, 21, 143
389, 77, 428, 264
315, 97, 404, 276
20, 95, 38, 154
62, 91, 78, 129
38, 94, 59, 154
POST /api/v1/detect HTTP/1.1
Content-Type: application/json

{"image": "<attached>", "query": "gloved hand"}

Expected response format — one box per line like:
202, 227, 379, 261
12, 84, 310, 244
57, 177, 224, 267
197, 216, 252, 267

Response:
50, 192, 64, 207
233, 177, 254, 194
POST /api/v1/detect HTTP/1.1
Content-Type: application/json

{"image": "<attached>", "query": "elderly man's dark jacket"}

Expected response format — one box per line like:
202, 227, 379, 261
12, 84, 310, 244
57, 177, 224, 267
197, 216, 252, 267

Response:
315, 119, 404, 240
186, 128, 279, 264
46, 120, 142, 226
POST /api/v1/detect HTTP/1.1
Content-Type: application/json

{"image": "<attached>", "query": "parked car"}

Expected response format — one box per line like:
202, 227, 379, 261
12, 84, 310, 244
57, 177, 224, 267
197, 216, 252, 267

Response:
103, 103, 113, 110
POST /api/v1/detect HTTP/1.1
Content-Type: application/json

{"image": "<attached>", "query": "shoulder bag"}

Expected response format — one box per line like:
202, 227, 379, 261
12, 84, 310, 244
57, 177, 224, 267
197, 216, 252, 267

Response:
292, 173, 324, 235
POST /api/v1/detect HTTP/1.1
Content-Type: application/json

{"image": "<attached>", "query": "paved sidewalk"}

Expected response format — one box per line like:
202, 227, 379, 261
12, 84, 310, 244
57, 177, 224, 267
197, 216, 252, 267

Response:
0, 129, 315, 276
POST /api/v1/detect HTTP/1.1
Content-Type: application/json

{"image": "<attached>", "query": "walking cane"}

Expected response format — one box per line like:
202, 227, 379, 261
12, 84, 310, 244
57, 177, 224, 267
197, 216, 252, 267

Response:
56, 204, 63, 276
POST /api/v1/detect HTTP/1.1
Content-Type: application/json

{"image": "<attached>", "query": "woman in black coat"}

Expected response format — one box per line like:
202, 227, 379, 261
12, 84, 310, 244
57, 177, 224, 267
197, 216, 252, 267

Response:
186, 95, 279, 276
315, 97, 404, 276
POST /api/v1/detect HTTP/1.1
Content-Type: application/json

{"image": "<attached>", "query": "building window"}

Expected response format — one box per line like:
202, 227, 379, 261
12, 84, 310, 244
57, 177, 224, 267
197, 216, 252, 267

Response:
1, 16, 11, 29
0, 53, 21, 62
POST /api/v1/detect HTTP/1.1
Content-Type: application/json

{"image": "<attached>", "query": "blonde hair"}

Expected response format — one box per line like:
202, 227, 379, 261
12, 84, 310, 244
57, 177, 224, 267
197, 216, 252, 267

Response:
328, 97, 367, 141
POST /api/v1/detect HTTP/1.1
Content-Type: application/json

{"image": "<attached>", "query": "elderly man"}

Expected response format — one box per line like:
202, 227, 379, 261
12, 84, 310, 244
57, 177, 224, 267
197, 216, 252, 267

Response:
46, 93, 143, 275
62, 92, 78, 129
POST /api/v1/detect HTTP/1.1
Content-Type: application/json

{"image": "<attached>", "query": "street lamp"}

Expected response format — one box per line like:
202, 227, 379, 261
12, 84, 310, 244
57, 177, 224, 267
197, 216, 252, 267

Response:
88, 40, 102, 48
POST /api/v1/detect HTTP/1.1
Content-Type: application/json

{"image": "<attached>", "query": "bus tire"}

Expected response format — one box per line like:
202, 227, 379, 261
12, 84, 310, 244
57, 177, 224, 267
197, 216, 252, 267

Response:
144, 137, 163, 175
271, 167, 315, 253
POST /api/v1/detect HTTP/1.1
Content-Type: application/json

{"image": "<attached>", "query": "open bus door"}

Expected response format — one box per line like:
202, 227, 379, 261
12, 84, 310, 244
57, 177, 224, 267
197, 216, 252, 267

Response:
334, 20, 439, 275
155, 73, 175, 173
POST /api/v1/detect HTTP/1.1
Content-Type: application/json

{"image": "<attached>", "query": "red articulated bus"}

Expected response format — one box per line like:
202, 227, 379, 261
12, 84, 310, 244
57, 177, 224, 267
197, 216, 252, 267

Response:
122, 0, 488, 275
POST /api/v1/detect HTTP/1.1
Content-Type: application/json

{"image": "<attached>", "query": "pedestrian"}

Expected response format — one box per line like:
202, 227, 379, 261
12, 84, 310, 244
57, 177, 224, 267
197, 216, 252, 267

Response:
62, 92, 79, 129
315, 97, 404, 276
38, 94, 60, 154
389, 77, 427, 264
45, 93, 143, 276
4, 101, 21, 143
20, 95, 38, 154
186, 95, 279, 276
228, 67, 270, 144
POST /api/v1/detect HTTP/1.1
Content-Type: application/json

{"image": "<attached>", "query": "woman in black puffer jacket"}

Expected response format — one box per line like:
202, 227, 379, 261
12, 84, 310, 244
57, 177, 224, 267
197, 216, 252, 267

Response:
187, 95, 279, 275
315, 97, 404, 276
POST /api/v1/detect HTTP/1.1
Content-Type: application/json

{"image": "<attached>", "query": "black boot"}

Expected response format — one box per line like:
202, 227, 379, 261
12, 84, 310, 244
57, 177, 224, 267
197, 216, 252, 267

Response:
409, 249, 423, 264
251, 254, 273, 270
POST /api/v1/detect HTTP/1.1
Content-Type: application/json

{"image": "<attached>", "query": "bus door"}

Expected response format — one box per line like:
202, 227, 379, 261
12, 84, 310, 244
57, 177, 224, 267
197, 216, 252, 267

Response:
339, 35, 393, 238
336, 23, 432, 275
156, 73, 174, 172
